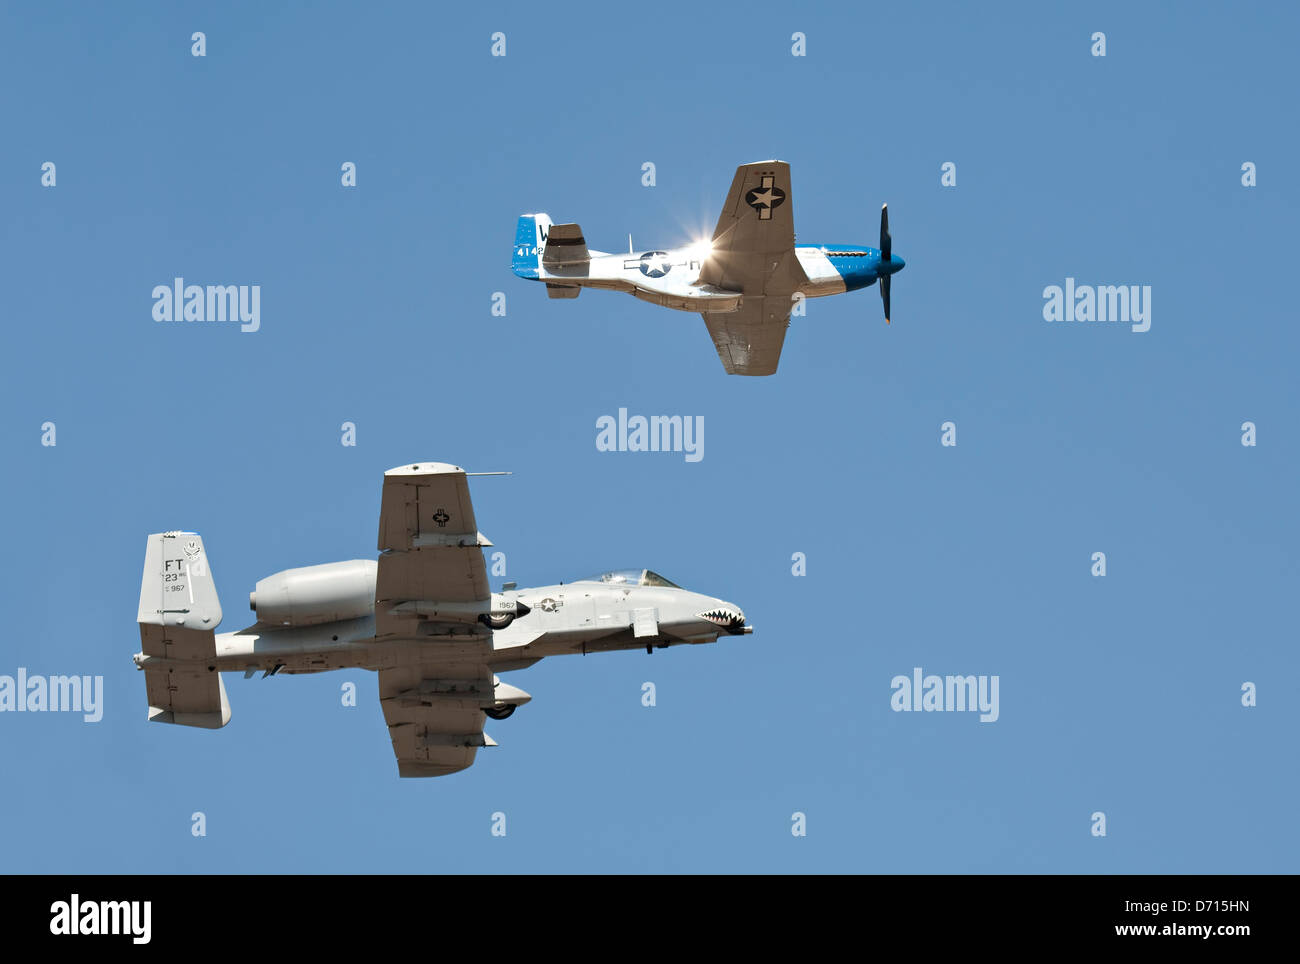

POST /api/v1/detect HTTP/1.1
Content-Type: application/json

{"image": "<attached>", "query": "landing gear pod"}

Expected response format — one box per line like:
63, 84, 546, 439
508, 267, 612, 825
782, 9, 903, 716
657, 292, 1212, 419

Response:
484, 678, 531, 719
478, 593, 531, 630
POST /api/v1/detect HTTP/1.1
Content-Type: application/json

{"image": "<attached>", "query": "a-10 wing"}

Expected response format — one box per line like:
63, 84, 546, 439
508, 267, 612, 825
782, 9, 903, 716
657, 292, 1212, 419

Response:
374, 462, 496, 777
375, 462, 492, 640
378, 663, 496, 777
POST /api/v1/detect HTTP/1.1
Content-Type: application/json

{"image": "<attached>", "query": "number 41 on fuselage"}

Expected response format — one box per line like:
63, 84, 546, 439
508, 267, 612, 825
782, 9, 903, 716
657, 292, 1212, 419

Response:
511, 160, 905, 376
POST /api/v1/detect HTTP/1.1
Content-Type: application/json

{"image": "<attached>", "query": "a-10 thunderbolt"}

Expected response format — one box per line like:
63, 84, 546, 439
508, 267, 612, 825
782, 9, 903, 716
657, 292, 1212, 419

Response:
134, 462, 751, 777
512, 160, 905, 375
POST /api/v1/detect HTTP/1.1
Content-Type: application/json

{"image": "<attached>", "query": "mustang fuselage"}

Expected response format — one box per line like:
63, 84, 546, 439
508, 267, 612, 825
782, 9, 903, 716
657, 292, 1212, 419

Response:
512, 214, 904, 314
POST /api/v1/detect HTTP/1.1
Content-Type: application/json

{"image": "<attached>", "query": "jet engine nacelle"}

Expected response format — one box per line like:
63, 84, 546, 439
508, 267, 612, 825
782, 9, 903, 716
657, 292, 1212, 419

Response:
249, 560, 377, 627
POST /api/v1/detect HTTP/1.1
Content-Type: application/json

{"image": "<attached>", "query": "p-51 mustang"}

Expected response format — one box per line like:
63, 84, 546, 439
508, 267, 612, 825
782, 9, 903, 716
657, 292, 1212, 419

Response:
134, 463, 751, 777
512, 159, 905, 375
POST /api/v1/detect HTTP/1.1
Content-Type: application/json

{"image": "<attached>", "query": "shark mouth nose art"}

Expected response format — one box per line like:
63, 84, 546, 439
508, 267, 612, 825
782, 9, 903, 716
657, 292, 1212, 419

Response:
698, 608, 746, 629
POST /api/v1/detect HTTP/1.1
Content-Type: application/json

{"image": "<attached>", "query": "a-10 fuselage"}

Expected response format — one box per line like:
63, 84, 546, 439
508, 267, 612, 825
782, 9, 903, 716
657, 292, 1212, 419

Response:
133, 568, 749, 679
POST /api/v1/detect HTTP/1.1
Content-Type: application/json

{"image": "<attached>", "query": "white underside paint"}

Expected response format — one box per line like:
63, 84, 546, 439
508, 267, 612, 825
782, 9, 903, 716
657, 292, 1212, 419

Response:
794, 246, 848, 298
535, 243, 849, 311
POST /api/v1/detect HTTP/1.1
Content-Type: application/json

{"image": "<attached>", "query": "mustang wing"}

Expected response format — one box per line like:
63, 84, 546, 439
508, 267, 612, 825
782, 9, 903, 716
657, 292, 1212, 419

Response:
698, 160, 800, 293
700, 296, 795, 376
698, 161, 805, 375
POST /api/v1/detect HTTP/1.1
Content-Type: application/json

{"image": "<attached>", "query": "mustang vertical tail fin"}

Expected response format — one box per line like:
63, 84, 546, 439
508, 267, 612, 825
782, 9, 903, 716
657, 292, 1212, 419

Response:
511, 213, 553, 279
135, 531, 231, 728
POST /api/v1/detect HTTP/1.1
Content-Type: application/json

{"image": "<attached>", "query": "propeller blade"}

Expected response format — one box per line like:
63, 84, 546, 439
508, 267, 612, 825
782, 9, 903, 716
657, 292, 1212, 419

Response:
880, 203, 891, 263
881, 273, 891, 325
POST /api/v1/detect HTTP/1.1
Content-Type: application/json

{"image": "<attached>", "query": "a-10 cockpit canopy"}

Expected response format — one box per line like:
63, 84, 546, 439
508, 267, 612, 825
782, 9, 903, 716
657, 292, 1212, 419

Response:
575, 569, 681, 588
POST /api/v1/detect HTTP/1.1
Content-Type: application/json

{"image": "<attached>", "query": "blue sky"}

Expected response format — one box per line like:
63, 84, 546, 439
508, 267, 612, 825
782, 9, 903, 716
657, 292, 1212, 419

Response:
0, 1, 1295, 873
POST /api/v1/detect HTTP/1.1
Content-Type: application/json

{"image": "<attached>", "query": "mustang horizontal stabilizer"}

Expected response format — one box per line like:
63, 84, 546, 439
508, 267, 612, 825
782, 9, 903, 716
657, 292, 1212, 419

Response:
542, 222, 590, 266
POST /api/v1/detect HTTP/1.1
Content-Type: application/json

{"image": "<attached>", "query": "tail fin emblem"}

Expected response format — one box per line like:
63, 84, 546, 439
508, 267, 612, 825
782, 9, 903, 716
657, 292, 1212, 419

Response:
745, 175, 786, 220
